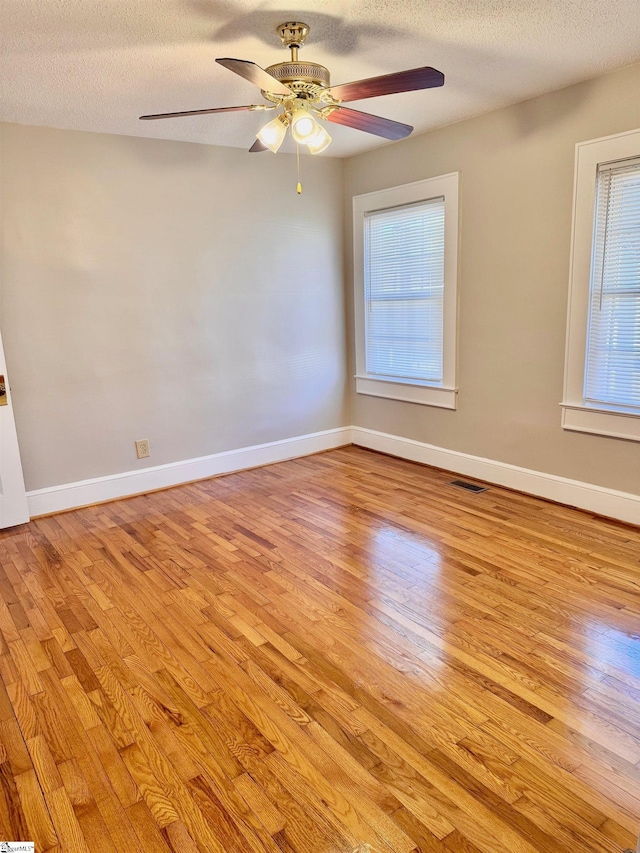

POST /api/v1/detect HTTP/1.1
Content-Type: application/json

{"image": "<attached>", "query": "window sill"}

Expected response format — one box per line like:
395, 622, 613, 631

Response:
561, 403, 640, 442
356, 376, 457, 409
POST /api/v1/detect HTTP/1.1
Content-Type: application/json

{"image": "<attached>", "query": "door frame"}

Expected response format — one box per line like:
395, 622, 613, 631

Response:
0, 328, 29, 528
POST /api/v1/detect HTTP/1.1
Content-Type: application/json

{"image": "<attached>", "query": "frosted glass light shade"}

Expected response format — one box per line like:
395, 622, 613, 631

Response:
291, 106, 319, 144
307, 124, 332, 154
256, 116, 287, 153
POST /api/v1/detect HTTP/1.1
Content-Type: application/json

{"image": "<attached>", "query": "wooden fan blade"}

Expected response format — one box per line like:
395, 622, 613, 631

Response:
325, 106, 412, 140
328, 66, 444, 102
140, 105, 263, 120
216, 58, 291, 96
249, 139, 268, 152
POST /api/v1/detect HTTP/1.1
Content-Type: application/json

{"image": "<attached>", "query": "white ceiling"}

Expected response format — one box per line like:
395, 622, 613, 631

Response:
2, 0, 640, 158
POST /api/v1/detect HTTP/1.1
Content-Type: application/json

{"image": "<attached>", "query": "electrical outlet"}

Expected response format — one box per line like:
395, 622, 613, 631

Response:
135, 439, 150, 459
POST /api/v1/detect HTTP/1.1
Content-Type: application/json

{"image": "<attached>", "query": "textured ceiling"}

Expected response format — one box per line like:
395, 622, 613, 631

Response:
2, 0, 640, 157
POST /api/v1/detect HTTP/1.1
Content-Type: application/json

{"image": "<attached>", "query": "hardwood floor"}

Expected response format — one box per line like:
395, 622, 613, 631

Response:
0, 446, 639, 853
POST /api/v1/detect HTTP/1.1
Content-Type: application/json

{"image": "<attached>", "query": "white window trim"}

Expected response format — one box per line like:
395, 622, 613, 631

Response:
562, 128, 640, 442
353, 174, 460, 409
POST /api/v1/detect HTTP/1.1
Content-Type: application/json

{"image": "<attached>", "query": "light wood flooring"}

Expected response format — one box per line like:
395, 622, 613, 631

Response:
0, 446, 639, 853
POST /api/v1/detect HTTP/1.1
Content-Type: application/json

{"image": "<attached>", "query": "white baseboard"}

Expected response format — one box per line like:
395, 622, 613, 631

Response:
26, 424, 640, 526
351, 427, 640, 526
27, 427, 352, 517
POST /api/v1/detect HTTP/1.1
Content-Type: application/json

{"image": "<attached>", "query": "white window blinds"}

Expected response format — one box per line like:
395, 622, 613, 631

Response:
585, 159, 640, 411
364, 198, 445, 384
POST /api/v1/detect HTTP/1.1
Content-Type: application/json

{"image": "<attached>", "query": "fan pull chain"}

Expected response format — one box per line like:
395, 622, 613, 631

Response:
296, 143, 302, 194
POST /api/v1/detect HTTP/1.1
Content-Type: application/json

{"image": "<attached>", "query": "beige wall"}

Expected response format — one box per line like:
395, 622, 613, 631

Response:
345, 62, 640, 495
3, 61, 640, 500
0, 123, 348, 490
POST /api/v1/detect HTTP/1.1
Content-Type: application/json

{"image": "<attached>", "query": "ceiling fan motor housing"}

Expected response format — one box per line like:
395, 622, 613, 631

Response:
264, 61, 330, 91
266, 21, 331, 99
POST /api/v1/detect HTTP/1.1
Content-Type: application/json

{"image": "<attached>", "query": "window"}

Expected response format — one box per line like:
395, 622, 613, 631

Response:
585, 159, 640, 409
353, 174, 459, 409
563, 129, 640, 441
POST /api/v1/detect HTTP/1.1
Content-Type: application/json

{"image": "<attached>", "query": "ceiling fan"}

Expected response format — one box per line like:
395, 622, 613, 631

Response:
140, 21, 444, 156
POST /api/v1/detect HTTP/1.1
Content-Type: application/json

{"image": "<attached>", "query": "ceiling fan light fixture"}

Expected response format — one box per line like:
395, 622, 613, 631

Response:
256, 113, 288, 153
290, 103, 319, 144
306, 123, 332, 155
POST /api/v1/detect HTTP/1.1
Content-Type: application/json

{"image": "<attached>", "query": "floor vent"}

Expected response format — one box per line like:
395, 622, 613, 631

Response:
449, 479, 488, 493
